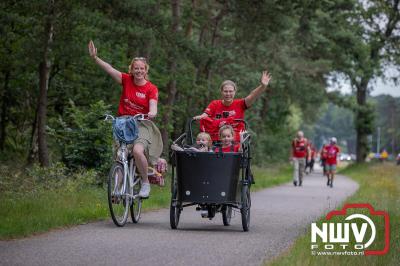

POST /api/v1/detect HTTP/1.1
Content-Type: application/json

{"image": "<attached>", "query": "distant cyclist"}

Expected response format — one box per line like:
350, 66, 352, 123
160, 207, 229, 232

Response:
291, 131, 310, 186
323, 137, 340, 188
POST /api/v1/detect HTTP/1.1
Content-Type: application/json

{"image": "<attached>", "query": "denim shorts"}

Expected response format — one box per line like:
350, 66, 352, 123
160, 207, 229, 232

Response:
325, 164, 337, 172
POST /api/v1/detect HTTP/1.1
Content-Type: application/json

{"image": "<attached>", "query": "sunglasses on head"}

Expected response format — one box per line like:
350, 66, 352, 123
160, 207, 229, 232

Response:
133, 57, 147, 62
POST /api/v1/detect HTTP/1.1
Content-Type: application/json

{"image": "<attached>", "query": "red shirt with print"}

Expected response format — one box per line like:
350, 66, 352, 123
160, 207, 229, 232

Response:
203, 99, 247, 141
292, 138, 308, 158
214, 144, 241, 153
117, 73, 158, 116
324, 144, 340, 165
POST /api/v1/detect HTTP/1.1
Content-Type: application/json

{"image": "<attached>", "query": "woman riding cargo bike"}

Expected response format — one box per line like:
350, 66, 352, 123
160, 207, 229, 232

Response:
170, 70, 272, 231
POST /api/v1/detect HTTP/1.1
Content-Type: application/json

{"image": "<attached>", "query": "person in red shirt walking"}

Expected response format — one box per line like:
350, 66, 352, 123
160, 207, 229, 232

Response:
319, 143, 328, 177
88, 40, 162, 198
193, 71, 271, 141
305, 141, 316, 174
291, 131, 310, 186
323, 137, 340, 188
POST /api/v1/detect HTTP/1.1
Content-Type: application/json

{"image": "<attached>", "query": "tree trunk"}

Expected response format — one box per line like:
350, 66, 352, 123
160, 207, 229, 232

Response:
390, 100, 396, 155
0, 70, 10, 151
184, 0, 196, 38
160, 0, 180, 154
355, 83, 368, 163
355, 126, 368, 163
36, 0, 55, 167
27, 106, 39, 165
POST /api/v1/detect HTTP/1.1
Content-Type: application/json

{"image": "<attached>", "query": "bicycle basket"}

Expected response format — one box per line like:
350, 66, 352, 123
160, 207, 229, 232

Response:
112, 116, 139, 144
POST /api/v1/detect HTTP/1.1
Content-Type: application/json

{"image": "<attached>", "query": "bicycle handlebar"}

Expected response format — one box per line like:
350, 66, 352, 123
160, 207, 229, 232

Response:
189, 118, 248, 132
188, 117, 249, 145
104, 113, 150, 122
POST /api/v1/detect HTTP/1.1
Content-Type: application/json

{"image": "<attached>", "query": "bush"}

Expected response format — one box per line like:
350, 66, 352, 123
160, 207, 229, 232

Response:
0, 162, 102, 198
51, 100, 113, 176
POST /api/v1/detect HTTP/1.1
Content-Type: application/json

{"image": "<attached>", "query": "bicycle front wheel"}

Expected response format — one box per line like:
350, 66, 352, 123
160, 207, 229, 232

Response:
108, 163, 129, 227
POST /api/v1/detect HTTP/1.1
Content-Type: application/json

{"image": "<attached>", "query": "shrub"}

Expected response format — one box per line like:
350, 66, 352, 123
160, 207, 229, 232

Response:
52, 100, 113, 177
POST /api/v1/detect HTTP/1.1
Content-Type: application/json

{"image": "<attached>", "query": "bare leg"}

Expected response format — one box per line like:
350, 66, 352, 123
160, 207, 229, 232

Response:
331, 170, 336, 186
326, 170, 331, 186
293, 158, 299, 186
132, 143, 149, 183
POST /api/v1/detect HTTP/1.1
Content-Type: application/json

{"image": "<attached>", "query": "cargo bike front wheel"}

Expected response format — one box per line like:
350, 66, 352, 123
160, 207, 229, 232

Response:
170, 185, 181, 229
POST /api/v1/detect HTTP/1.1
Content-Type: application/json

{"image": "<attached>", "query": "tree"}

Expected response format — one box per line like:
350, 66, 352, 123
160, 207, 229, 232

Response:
328, 0, 400, 162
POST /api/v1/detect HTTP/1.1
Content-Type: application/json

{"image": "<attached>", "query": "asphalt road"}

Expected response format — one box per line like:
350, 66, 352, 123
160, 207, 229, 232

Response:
0, 168, 358, 266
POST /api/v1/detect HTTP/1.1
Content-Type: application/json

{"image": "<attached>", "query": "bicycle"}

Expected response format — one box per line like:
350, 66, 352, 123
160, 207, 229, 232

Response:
104, 113, 149, 227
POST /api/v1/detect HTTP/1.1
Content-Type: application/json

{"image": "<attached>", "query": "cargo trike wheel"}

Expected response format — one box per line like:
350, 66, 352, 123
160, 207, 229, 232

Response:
170, 187, 181, 229
240, 185, 251, 231
222, 205, 232, 226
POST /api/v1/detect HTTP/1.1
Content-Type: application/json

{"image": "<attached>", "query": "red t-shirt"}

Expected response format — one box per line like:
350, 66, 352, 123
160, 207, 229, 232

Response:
324, 144, 340, 165
292, 138, 308, 158
203, 99, 247, 141
320, 145, 328, 160
309, 146, 316, 159
214, 144, 240, 153
117, 73, 158, 116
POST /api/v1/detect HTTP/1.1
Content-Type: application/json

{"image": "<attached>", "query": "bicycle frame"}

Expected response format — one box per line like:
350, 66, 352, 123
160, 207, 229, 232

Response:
105, 113, 150, 201
114, 142, 142, 201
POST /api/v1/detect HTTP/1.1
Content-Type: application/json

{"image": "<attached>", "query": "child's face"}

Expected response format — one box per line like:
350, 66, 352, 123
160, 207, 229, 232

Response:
196, 137, 208, 147
220, 129, 234, 146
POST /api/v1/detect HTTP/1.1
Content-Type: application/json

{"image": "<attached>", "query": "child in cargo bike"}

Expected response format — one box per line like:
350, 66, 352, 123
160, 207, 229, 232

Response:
170, 132, 213, 152
195, 132, 213, 152
213, 125, 242, 153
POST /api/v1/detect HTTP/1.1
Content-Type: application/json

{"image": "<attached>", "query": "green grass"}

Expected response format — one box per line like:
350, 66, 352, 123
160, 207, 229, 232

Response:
0, 188, 109, 239
252, 164, 292, 191
267, 162, 400, 266
0, 164, 292, 239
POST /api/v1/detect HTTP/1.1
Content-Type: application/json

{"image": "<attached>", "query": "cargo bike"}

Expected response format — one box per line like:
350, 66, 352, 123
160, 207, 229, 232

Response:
169, 118, 253, 231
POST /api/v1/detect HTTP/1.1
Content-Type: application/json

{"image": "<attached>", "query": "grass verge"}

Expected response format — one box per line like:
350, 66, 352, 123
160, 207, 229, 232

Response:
0, 164, 292, 239
267, 162, 400, 266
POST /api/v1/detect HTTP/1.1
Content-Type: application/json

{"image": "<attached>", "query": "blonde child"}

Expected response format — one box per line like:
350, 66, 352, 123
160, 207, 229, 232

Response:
214, 125, 241, 153
195, 132, 212, 152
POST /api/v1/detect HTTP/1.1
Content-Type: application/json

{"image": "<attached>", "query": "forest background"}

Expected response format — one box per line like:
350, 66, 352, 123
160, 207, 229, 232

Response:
1, 0, 399, 177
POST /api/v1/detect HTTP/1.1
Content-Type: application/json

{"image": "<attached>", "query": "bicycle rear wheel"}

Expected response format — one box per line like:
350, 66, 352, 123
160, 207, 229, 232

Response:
108, 163, 129, 227
130, 177, 142, 223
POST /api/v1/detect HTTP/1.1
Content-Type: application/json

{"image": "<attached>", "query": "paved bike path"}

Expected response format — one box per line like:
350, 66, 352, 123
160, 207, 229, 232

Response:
0, 169, 358, 266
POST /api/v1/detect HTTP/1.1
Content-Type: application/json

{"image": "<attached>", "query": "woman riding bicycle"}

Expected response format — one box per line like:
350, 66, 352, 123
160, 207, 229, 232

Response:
88, 40, 162, 198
